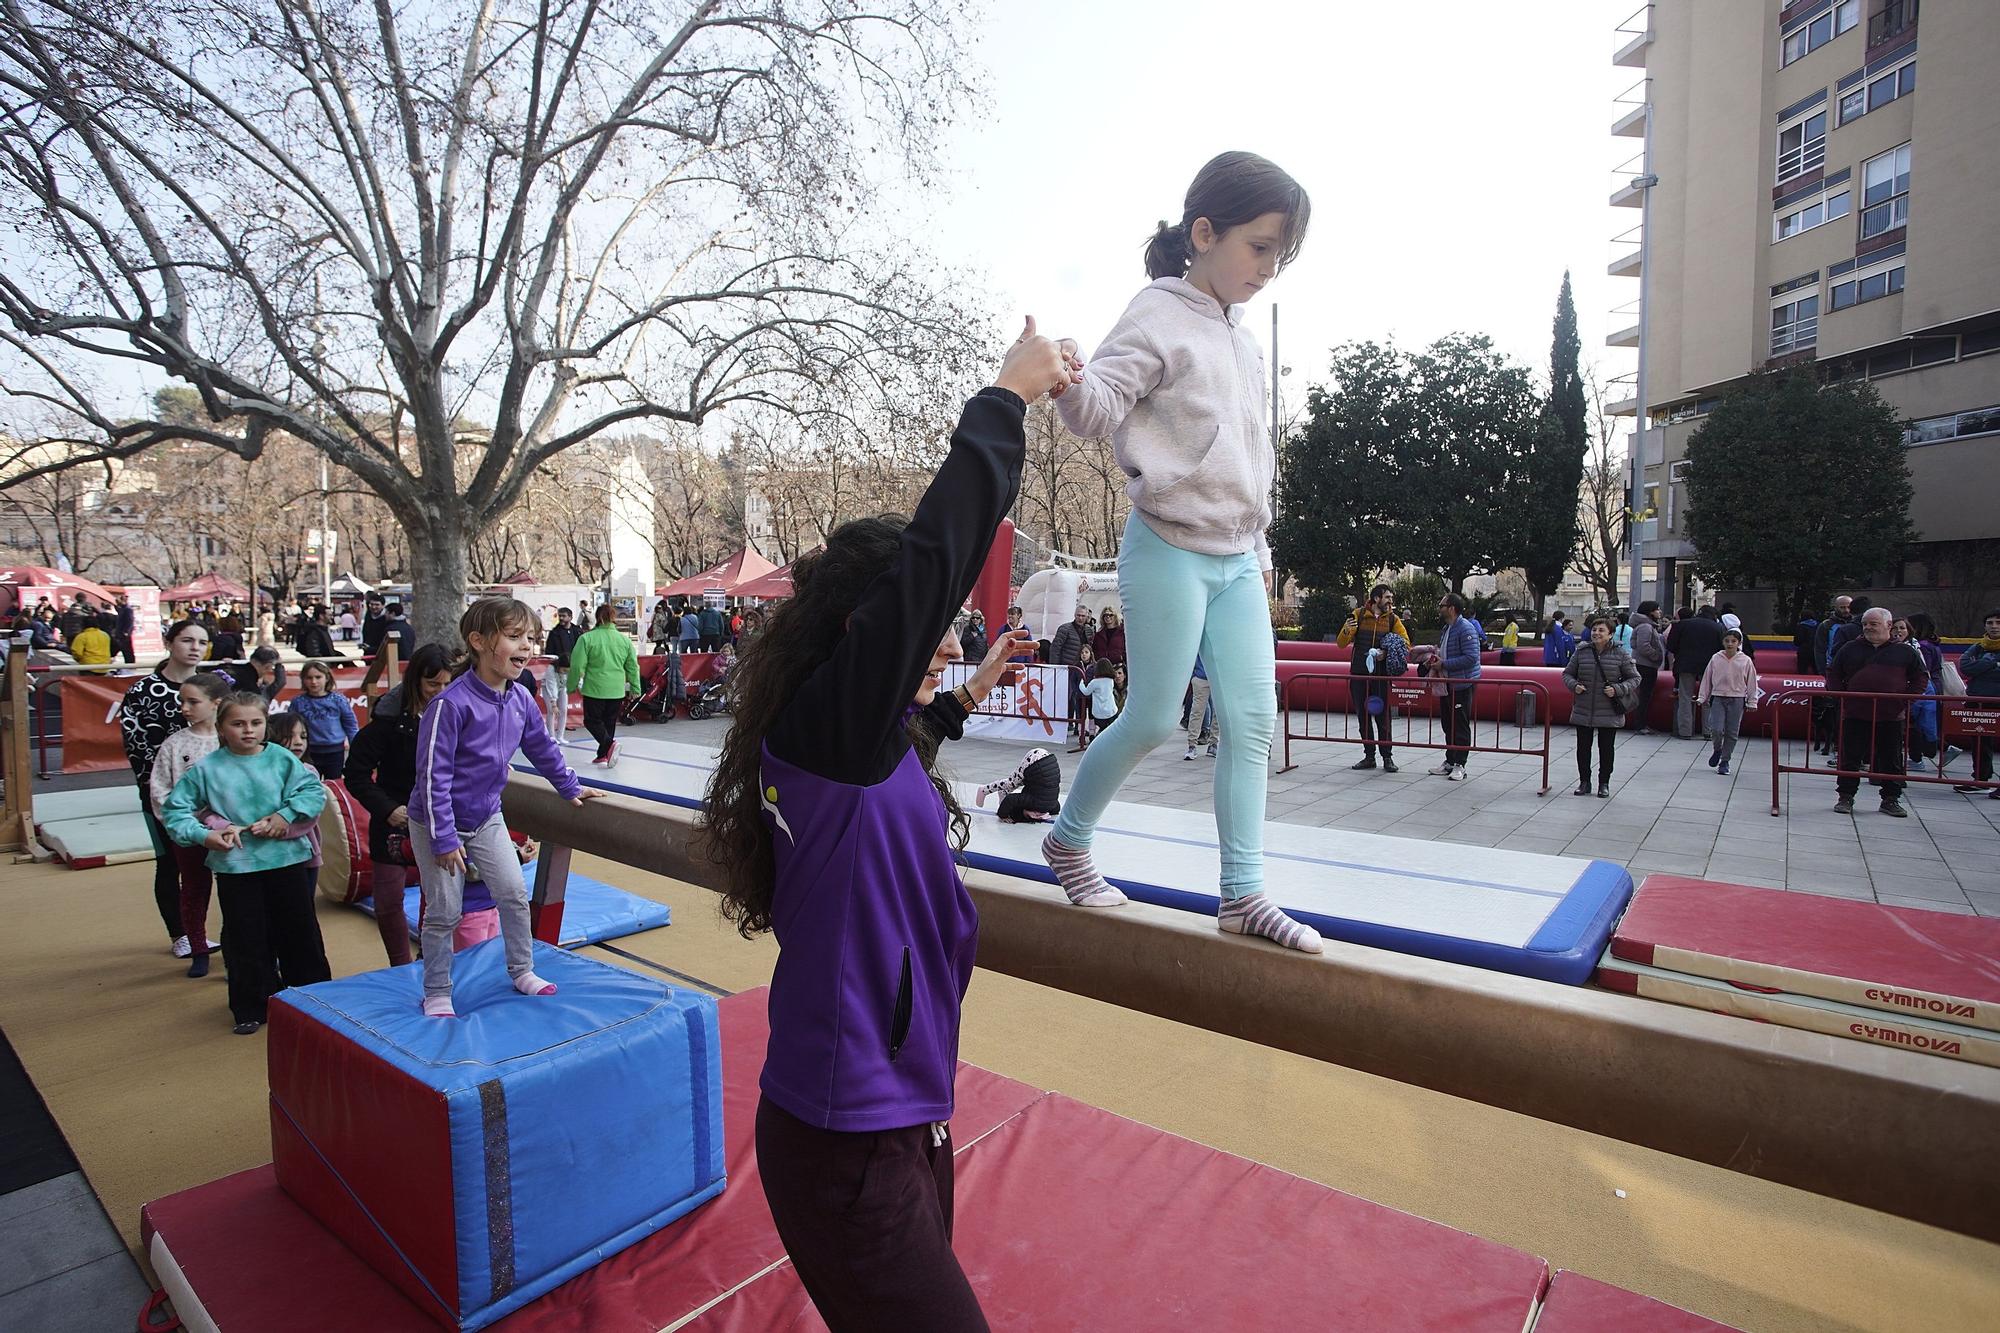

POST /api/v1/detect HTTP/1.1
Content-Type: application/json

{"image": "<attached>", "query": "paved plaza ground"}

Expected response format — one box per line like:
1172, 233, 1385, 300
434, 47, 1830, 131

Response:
655, 711, 2000, 917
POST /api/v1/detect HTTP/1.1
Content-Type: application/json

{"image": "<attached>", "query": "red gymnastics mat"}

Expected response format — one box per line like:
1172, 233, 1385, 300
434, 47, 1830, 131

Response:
679, 1093, 1550, 1332
1534, 1270, 1744, 1331
142, 988, 1042, 1333
1611, 875, 2000, 1033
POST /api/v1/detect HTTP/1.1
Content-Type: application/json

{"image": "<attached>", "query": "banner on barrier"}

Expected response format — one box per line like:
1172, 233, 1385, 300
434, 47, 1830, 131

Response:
58, 663, 375, 775
943, 661, 1072, 743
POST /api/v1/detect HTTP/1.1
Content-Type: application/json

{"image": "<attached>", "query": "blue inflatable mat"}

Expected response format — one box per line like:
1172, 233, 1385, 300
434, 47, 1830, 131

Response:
526, 737, 1633, 986
359, 865, 670, 948
269, 944, 724, 1331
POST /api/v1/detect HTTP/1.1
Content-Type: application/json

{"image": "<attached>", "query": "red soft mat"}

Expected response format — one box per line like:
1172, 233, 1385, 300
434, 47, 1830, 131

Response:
1534, 1270, 1744, 1331
682, 1093, 1550, 1332
142, 987, 1043, 1333
1611, 875, 2000, 1032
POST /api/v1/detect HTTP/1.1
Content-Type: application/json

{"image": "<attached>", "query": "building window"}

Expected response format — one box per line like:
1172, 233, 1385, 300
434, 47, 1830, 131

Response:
1859, 143, 1911, 238
1776, 109, 1828, 184
1775, 189, 1851, 241
1839, 60, 1915, 123
1782, 0, 1860, 65
1830, 262, 1904, 310
1771, 294, 1820, 356
1904, 405, 2000, 448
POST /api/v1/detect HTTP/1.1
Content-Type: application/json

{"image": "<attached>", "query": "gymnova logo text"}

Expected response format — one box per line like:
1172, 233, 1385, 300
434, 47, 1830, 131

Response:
1862, 987, 1977, 1019
1849, 1023, 1962, 1055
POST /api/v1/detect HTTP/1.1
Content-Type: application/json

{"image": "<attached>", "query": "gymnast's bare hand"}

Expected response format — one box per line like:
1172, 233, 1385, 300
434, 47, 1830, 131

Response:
571, 788, 607, 808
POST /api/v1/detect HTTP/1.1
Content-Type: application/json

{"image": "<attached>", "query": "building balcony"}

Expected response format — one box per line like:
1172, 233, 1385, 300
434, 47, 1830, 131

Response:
1606, 324, 1640, 349
1613, 4, 1653, 68
1611, 103, 1646, 138
1610, 179, 1645, 208
1605, 374, 1639, 417
1607, 249, 1642, 279
1868, 0, 1917, 49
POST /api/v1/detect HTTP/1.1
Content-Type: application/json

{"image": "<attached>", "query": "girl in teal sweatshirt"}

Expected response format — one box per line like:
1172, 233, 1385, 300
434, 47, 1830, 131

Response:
163, 691, 331, 1034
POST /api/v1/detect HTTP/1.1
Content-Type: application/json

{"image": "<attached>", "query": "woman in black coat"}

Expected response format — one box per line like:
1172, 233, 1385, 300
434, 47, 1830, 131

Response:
342, 644, 455, 964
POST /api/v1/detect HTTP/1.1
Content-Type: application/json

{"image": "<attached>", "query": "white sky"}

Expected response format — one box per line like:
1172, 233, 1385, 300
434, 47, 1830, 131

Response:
928, 0, 1641, 420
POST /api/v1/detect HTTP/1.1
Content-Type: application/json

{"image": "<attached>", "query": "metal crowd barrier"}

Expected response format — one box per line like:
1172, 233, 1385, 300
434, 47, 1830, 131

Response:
1278, 673, 1553, 794
1767, 685, 1999, 815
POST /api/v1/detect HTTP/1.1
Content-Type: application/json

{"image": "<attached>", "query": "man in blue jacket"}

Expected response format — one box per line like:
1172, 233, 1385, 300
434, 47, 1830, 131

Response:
1541, 612, 1576, 667
1429, 593, 1483, 781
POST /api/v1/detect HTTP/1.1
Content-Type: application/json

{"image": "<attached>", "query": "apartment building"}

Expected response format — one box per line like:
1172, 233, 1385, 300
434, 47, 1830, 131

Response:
1610, 0, 2000, 627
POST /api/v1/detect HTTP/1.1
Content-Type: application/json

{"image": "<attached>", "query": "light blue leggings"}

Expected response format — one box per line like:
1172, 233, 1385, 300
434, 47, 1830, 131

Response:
1052, 514, 1274, 899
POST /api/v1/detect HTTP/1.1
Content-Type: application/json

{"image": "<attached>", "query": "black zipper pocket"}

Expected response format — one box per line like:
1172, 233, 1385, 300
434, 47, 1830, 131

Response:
888, 947, 913, 1061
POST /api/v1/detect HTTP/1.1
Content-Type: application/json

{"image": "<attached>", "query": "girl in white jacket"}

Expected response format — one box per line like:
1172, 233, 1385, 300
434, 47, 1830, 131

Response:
1042, 151, 1321, 952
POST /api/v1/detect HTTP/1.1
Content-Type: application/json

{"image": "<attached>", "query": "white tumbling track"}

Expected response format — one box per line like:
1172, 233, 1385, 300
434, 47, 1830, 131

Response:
518, 733, 1632, 984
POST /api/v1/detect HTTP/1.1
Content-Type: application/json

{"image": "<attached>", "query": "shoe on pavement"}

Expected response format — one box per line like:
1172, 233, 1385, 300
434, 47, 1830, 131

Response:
1707, 751, 1721, 768
1718, 760, 1730, 775
1597, 782, 1610, 798
1879, 800, 1908, 818
1446, 765, 1468, 782
1350, 757, 1377, 771
1381, 756, 1398, 773
1955, 784, 1985, 794
1833, 797, 1855, 814
1185, 746, 1196, 761
1206, 743, 1217, 758
1430, 761, 1455, 776
1573, 782, 1591, 796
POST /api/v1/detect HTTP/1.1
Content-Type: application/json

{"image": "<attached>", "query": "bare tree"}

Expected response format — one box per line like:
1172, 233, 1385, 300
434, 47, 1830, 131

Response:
0, 0, 987, 642
1010, 400, 1127, 563
0, 433, 114, 572
1572, 364, 1630, 609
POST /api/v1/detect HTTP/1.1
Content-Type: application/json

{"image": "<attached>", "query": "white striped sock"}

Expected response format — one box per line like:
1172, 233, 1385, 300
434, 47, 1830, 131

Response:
1040, 834, 1126, 907
1217, 893, 1323, 953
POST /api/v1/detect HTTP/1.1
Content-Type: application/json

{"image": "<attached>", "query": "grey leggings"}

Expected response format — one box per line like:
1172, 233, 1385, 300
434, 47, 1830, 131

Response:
411, 814, 534, 997
1706, 695, 1748, 763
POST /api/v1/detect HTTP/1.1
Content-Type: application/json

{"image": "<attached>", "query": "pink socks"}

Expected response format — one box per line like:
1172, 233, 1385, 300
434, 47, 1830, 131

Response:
1040, 833, 1126, 908
1217, 893, 1323, 953
512, 971, 557, 997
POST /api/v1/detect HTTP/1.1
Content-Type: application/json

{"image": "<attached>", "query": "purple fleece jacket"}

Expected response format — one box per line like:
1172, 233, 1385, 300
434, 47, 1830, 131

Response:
409, 671, 581, 856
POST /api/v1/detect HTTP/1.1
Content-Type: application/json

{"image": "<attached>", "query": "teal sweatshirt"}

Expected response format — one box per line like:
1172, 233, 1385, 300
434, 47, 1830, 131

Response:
162, 743, 328, 874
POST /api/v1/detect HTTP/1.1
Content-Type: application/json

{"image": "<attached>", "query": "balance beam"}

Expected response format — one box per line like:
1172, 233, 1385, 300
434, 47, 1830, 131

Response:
502, 774, 2000, 1246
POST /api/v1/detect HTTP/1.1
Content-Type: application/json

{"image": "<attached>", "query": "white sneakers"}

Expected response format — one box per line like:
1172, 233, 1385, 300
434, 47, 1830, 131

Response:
1429, 761, 1454, 777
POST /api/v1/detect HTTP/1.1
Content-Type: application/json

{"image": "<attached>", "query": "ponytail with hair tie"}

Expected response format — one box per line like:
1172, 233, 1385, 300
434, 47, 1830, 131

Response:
1143, 219, 1190, 280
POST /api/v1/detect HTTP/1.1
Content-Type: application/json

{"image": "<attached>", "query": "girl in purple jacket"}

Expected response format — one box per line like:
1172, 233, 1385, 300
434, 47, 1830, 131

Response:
696, 324, 1071, 1331
408, 598, 603, 1017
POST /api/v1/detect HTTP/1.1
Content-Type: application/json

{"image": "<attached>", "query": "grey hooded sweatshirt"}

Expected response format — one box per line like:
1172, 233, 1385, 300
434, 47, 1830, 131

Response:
1056, 277, 1273, 571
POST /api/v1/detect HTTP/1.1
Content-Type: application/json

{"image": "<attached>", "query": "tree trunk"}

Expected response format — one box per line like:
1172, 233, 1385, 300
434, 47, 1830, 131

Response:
406, 504, 476, 650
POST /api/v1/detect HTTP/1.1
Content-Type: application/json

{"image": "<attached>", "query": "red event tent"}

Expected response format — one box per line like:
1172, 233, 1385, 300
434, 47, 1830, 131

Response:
0, 566, 118, 607
732, 560, 797, 600
160, 571, 250, 603
657, 548, 775, 599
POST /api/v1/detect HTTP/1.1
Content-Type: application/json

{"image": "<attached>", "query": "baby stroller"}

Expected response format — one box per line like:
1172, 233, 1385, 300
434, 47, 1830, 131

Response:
686, 674, 731, 720
622, 655, 683, 725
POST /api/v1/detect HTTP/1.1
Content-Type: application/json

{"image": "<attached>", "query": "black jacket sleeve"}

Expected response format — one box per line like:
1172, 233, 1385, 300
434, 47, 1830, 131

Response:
343, 717, 401, 820
767, 388, 1025, 784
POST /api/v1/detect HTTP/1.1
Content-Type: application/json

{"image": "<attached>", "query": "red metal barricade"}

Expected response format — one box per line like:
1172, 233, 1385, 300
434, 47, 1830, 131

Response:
1279, 674, 1553, 794
1766, 686, 1998, 814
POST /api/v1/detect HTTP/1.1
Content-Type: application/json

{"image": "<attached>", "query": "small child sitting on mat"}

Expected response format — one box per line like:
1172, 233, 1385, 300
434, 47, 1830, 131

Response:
975, 747, 1062, 823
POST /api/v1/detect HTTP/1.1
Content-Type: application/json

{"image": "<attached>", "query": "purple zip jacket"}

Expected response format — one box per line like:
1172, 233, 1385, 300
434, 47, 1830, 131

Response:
757, 387, 1025, 1133
409, 670, 582, 856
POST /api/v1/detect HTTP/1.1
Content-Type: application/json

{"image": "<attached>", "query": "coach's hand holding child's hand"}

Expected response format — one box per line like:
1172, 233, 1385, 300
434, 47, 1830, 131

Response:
995, 317, 1081, 403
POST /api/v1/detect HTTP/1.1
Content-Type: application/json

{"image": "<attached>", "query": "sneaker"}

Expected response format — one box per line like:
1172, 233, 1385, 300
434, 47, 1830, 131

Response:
1879, 801, 1908, 818
1954, 784, 1986, 794
1430, 761, 1455, 777
605, 741, 619, 769
1446, 765, 1468, 782
1707, 751, 1721, 768
1205, 743, 1216, 758
1833, 797, 1855, 814
171, 935, 191, 959
1185, 746, 1196, 761
1718, 760, 1729, 775
1350, 757, 1377, 771
590, 755, 608, 766
231, 1019, 262, 1036
1381, 756, 1398, 773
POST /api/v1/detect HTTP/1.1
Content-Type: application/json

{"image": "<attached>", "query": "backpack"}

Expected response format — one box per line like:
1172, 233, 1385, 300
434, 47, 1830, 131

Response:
1379, 632, 1409, 677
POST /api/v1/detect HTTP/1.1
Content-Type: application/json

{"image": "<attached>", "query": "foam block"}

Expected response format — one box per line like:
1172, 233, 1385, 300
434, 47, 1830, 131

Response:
267, 942, 725, 1331
1612, 875, 2000, 1033
358, 873, 672, 949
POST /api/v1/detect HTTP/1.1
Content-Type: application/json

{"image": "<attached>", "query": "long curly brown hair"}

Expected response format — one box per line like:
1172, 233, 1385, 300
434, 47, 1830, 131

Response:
695, 516, 969, 938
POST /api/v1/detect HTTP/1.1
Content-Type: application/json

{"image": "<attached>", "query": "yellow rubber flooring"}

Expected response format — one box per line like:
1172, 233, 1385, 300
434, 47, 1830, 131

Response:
2, 852, 1996, 1332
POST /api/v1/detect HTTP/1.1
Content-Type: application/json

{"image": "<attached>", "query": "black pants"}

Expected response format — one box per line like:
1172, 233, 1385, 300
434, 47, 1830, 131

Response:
1837, 715, 1907, 802
113, 633, 135, 664
1349, 679, 1392, 759
217, 862, 330, 1025
1443, 686, 1473, 766
700, 634, 722, 652
1576, 725, 1617, 785
141, 802, 183, 940
755, 1096, 988, 1333
307, 745, 345, 779
582, 695, 622, 759
1634, 665, 1658, 729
